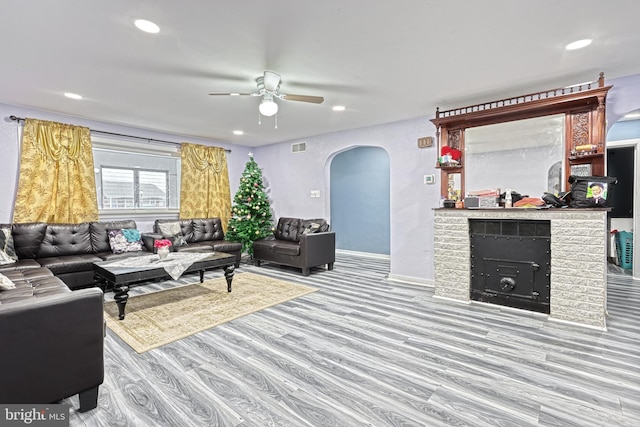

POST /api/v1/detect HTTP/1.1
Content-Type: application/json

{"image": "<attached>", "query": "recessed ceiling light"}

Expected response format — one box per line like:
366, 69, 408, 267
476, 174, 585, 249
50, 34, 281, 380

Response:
64, 92, 82, 100
565, 39, 592, 50
233, 130, 244, 135
332, 105, 346, 111
134, 19, 160, 34
623, 112, 640, 119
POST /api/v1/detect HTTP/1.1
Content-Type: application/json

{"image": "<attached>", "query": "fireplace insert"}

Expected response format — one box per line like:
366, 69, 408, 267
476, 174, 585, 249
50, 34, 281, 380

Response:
469, 219, 551, 314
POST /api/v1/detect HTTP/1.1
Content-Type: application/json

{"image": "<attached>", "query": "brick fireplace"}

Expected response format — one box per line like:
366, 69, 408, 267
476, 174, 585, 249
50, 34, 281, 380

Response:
433, 208, 609, 329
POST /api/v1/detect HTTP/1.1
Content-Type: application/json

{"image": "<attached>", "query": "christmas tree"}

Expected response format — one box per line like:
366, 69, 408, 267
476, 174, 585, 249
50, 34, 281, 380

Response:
226, 153, 274, 256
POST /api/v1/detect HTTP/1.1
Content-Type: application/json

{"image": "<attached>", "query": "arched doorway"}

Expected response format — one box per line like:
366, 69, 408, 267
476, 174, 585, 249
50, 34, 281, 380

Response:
329, 147, 390, 255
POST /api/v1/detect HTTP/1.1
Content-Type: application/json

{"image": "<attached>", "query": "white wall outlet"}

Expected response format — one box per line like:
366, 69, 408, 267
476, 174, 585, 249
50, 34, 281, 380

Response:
424, 174, 435, 184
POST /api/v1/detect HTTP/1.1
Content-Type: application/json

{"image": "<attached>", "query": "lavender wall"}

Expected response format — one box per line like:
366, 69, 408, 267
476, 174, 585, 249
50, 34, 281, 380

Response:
607, 73, 640, 127
251, 117, 439, 283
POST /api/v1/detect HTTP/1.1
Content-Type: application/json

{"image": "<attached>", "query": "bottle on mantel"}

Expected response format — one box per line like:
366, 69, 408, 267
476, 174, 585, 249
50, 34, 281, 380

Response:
505, 189, 513, 208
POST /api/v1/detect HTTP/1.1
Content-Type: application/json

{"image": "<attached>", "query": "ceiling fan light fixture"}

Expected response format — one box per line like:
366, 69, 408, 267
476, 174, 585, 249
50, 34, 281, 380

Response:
259, 99, 278, 117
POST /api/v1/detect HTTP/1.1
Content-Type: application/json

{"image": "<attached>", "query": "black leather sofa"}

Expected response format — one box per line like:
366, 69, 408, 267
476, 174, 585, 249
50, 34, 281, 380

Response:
2, 219, 149, 290
253, 217, 335, 276
146, 218, 242, 267
0, 265, 104, 412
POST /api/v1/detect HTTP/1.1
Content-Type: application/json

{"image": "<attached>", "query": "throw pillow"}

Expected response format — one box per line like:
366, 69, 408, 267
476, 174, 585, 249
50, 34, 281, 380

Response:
121, 228, 142, 242
0, 273, 16, 290
302, 223, 321, 234
108, 229, 143, 254
0, 227, 18, 266
157, 221, 187, 247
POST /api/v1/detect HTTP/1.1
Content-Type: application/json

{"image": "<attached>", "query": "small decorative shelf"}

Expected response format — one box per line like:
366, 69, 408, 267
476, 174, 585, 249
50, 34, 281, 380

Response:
435, 163, 463, 169
568, 152, 603, 161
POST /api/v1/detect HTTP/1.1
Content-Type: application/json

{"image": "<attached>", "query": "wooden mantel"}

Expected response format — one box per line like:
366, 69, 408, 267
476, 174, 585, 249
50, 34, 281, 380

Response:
431, 73, 612, 199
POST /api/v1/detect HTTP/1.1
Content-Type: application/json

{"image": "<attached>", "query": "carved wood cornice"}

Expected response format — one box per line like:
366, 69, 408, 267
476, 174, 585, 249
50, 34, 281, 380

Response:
431, 73, 611, 130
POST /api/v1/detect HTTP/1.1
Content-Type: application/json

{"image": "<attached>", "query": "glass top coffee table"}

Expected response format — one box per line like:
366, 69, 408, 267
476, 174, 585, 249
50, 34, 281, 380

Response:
93, 251, 236, 320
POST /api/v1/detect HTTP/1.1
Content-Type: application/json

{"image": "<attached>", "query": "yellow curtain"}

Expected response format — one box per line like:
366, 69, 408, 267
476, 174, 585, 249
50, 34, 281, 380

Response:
13, 118, 98, 223
180, 143, 231, 230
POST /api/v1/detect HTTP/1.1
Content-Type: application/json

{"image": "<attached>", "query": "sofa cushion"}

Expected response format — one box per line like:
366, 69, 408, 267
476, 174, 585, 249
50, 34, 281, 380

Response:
1, 266, 54, 281
37, 254, 103, 275
191, 218, 225, 243
211, 240, 243, 254
253, 239, 300, 256
0, 268, 70, 305
90, 220, 137, 253
37, 223, 93, 258
173, 241, 215, 252
0, 259, 41, 271
10, 223, 47, 259
272, 242, 301, 256
275, 218, 302, 242
0, 227, 17, 266
108, 229, 143, 254
94, 250, 147, 262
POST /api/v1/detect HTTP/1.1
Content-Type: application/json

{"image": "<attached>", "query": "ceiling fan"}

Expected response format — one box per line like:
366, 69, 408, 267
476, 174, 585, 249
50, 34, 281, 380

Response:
208, 71, 324, 117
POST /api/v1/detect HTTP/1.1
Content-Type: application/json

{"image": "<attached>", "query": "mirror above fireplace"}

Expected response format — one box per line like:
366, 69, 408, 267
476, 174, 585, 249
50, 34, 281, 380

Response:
465, 114, 565, 197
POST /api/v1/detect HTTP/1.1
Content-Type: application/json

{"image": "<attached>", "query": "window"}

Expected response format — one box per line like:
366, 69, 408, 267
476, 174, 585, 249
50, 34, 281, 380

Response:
100, 167, 169, 209
92, 138, 180, 212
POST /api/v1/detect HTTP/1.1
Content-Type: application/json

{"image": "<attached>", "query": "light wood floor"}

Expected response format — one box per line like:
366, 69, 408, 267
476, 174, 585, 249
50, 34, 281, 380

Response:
66, 253, 640, 426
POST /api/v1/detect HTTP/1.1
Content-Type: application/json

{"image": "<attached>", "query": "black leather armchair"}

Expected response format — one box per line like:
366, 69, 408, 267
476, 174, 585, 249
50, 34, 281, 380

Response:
253, 218, 335, 276
0, 279, 104, 412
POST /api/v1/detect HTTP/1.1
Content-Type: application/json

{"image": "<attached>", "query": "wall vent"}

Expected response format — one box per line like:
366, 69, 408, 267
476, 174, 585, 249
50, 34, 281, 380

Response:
291, 142, 306, 153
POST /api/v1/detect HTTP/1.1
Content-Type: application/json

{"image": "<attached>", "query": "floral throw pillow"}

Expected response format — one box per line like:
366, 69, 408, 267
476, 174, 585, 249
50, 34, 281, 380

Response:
108, 229, 143, 254
0, 227, 18, 266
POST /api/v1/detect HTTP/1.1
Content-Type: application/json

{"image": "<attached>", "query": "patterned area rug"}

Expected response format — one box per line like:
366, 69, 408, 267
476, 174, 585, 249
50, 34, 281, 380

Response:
104, 272, 317, 353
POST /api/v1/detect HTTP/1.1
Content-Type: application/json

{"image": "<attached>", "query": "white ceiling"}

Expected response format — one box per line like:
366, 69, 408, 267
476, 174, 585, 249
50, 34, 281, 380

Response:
1, 0, 639, 147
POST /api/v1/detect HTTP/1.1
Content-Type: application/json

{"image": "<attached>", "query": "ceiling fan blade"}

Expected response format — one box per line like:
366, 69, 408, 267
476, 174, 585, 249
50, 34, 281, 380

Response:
208, 92, 256, 96
263, 71, 281, 92
280, 94, 324, 104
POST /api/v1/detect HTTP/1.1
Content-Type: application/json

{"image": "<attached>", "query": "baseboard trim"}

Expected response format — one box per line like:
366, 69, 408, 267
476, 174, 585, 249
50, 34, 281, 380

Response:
386, 274, 434, 287
336, 249, 390, 260
433, 295, 471, 304
548, 316, 607, 331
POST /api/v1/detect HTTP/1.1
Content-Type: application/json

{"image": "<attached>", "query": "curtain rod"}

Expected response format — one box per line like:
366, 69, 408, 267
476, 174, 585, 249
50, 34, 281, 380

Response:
8, 115, 232, 153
